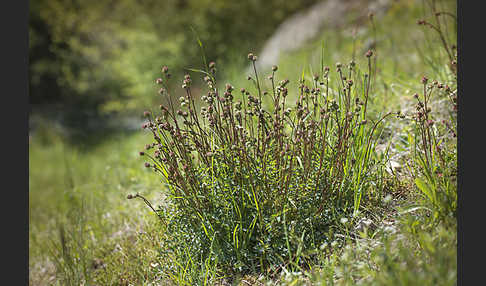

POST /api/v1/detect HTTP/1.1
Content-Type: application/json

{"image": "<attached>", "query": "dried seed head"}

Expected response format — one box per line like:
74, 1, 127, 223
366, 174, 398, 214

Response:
272, 65, 278, 72
144, 162, 151, 168
225, 83, 233, 92
421, 76, 428, 84
365, 49, 373, 58
139, 151, 145, 156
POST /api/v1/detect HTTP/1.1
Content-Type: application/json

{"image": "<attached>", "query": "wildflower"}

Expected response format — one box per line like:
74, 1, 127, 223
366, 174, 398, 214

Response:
421, 76, 428, 84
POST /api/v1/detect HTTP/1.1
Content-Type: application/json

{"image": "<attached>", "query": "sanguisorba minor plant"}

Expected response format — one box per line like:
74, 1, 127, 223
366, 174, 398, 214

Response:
132, 50, 397, 280
405, 7, 457, 224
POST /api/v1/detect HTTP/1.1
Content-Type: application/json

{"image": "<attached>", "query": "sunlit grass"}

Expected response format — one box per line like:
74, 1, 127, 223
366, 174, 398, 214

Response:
29, 0, 456, 284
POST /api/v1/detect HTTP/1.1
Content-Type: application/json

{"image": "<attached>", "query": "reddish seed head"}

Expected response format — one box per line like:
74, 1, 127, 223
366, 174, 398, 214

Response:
144, 111, 151, 117
156, 78, 163, 84
421, 76, 428, 84
208, 61, 216, 69
144, 162, 150, 168
417, 19, 426, 25
139, 151, 144, 156
162, 66, 169, 73
365, 50, 373, 58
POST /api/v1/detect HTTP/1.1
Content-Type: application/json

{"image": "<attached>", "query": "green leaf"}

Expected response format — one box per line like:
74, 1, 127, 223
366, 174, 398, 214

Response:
415, 177, 435, 204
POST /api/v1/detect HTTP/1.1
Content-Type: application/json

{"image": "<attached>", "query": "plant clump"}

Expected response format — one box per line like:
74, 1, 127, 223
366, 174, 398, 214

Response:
137, 51, 398, 280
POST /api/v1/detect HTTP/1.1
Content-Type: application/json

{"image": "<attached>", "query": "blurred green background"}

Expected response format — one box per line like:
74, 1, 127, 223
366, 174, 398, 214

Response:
29, 0, 319, 133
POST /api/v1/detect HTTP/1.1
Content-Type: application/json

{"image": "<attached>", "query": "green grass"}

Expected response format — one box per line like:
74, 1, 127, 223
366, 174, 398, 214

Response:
29, 0, 456, 284
29, 129, 165, 284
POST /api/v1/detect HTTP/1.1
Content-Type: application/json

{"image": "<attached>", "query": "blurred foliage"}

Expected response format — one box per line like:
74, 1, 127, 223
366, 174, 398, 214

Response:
29, 0, 319, 115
